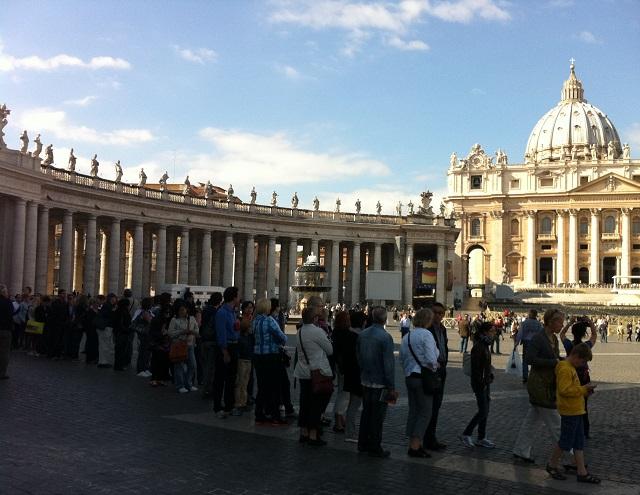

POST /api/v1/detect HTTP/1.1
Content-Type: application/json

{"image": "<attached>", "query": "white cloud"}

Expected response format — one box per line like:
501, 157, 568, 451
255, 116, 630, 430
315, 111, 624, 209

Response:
575, 30, 601, 44
185, 128, 390, 192
277, 64, 303, 80
173, 45, 218, 64
18, 108, 155, 146
64, 96, 98, 107
547, 0, 574, 8
270, 0, 509, 55
386, 36, 430, 51
470, 87, 485, 95
0, 41, 130, 72
624, 123, 640, 154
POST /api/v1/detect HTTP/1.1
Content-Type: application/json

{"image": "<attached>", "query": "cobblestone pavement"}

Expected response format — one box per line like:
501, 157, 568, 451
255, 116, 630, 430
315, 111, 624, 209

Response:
1, 326, 639, 495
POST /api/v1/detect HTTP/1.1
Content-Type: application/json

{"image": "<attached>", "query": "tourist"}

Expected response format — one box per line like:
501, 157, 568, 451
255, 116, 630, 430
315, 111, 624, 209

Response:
199, 292, 222, 398
232, 300, 255, 415
458, 314, 470, 353
400, 308, 438, 458
47, 290, 70, 360
491, 316, 504, 355
400, 312, 410, 337
560, 317, 597, 438
113, 298, 133, 371
626, 324, 633, 342
11, 293, 28, 350
121, 289, 138, 367
25, 294, 42, 356
0, 284, 14, 379
239, 300, 255, 406
132, 297, 154, 377
83, 297, 99, 364
515, 309, 544, 383
546, 343, 600, 484
357, 306, 397, 457
635, 324, 640, 342
271, 298, 295, 418
168, 300, 199, 393
149, 293, 173, 387
423, 301, 448, 452
295, 307, 334, 445
96, 293, 117, 368
67, 295, 89, 360
331, 310, 352, 433
343, 310, 365, 443
513, 308, 573, 465
213, 286, 240, 418
253, 298, 287, 424
460, 321, 496, 449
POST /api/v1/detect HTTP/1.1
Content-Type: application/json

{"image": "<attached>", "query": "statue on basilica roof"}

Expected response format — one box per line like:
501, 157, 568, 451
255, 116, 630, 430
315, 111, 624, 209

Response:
90, 154, 99, 177
159, 171, 169, 188
33, 134, 43, 158
68, 148, 76, 171
450, 152, 458, 168
623, 143, 631, 159
607, 141, 616, 160
43, 144, 54, 166
20, 130, 29, 153
271, 190, 278, 206
291, 192, 299, 208
590, 144, 598, 161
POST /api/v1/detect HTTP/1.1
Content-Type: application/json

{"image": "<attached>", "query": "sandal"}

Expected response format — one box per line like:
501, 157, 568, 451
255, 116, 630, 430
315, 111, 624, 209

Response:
577, 473, 601, 484
546, 464, 567, 480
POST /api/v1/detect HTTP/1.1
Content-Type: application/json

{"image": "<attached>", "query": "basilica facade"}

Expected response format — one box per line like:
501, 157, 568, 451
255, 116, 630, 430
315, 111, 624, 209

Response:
0, 105, 458, 308
446, 63, 639, 298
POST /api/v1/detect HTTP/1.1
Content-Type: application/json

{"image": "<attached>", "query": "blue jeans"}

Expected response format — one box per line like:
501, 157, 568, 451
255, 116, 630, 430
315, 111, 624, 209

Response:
459, 336, 469, 353
174, 345, 196, 390
463, 386, 490, 440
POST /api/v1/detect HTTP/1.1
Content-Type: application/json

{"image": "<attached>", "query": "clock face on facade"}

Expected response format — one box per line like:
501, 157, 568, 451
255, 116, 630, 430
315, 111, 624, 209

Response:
473, 157, 482, 168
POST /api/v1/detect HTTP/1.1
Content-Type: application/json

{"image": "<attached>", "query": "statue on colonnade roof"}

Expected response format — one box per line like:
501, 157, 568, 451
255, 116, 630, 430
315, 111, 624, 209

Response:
33, 134, 42, 158
20, 130, 28, 153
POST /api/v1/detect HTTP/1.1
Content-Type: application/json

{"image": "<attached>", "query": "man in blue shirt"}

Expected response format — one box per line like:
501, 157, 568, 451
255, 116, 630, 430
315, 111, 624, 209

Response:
357, 306, 397, 458
213, 286, 240, 417
515, 309, 543, 383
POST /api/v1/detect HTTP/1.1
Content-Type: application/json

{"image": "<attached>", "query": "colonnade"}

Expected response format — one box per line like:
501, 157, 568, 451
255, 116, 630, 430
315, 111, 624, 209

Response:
0, 194, 452, 307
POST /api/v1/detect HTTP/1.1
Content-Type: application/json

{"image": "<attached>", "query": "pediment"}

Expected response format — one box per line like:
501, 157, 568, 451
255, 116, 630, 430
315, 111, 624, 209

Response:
570, 173, 640, 194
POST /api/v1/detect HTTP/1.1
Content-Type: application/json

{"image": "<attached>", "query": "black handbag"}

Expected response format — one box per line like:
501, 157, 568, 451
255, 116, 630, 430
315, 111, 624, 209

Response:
407, 331, 442, 395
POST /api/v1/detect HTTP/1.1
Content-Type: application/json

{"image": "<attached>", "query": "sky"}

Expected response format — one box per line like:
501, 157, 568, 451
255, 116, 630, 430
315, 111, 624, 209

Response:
1, 0, 639, 214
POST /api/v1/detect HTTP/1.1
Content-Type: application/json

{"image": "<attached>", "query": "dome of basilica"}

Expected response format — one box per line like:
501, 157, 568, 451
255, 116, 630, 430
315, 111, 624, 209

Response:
525, 63, 621, 164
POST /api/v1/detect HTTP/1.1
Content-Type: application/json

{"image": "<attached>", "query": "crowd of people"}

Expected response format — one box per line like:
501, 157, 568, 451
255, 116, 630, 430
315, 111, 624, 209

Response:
0, 283, 607, 483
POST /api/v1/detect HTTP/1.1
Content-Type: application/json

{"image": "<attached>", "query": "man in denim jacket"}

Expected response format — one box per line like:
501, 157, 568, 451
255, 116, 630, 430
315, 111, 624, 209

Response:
356, 306, 397, 457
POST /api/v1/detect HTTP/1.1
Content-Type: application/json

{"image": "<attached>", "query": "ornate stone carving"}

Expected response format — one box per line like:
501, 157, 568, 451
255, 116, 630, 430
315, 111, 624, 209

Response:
114, 161, 123, 183
396, 201, 402, 216
464, 143, 494, 170
335, 197, 341, 213
33, 134, 42, 158
43, 144, 54, 166
138, 168, 147, 187
291, 192, 299, 209
623, 143, 631, 159
450, 152, 458, 168
407, 200, 414, 215
20, 130, 29, 153
607, 176, 616, 191
313, 196, 319, 211
271, 190, 278, 207
501, 264, 510, 284
159, 171, 169, 189
227, 184, 234, 202
204, 180, 213, 199
90, 154, 99, 177
376, 201, 382, 215
182, 176, 191, 195
607, 140, 616, 160
67, 148, 76, 171
250, 186, 256, 204
490, 210, 503, 219
0, 104, 10, 148
589, 208, 601, 216
355, 198, 361, 214
419, 190, 434, 216
590, 144, 598, 161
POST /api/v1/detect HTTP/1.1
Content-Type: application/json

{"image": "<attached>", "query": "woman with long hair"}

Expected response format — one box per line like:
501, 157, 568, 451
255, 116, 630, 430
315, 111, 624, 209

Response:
331, 310, 351, 433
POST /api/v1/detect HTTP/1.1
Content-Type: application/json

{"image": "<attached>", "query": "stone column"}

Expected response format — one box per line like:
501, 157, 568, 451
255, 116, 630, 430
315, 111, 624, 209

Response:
589, 209, 600, 284
108, 218, 121, 294
525, 211, 536, 285
59, 209, 74, 293
201, 231, 212, 286
436, 244, 447, 303
350, 242, 361, 305
223, 231, 234, 287
132, 222, 144, 297
73, 228, 84, 293
142, 228, 152, 296
394, 236, 403, 306
23, 201, 39, 291
311, 238, 319, 258
404, 242, 414, 306
489, 211, 503, 285
568, 210, 578, 284
83, 214, 97, 296
99, 231, 108, 295
35, 206, 50, 294
178, 228, 190, 285
211, 233, 222, 286
266, 236, 277, 298
234, 237, 245, 292
373, 242, 382, 271
10, 199, 27, 295
621, 208, 631, 281
288, 239, 298, 307
279, 241, 289, 305
330, 241, 340, 304
188, 233, 198, 285
155, 225, 167, 291
244, 235, 255, 301
556, 210, 565, 285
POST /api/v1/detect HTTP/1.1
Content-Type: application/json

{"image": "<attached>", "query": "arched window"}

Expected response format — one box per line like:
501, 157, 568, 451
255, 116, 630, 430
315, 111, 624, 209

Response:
603, 215, 616, 234
540, 217, 553, 235
510, 218, 520, 236
579, 217, 589, 236
632, 217, 640, 235
470, 218, 481, 237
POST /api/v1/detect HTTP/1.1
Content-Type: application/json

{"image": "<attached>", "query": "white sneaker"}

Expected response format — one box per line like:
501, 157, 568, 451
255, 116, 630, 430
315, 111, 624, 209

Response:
460, 435, 475, 449
216, 410, 228, 419
190, 386, 199, 392
143, 370, 153, 377
344, 438, 358, 443
178, 387, 189, 394
137, 371, 148, 377
476, 438, 495, 449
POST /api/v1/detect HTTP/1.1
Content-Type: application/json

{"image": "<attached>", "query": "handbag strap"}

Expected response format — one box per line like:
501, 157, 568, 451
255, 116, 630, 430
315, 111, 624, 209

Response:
298, 327, 311, 366
407, 331, 426, 369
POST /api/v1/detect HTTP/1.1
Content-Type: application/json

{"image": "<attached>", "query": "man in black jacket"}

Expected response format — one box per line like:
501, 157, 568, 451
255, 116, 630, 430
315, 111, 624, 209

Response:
200, 292, 222, 398
0, 285, 14, 379
423, 301, 449, 451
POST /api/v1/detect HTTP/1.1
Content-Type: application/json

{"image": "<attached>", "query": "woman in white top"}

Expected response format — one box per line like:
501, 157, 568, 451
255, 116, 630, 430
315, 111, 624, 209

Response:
294, 307, 333, 446
168, 301, 199, 393
400, 308, 439, 458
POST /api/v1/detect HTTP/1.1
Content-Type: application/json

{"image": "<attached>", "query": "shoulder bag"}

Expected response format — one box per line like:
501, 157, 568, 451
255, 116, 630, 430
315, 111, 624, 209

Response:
169, 319, 190, 363
407, 331, 442, 395
299, 327, 334, 396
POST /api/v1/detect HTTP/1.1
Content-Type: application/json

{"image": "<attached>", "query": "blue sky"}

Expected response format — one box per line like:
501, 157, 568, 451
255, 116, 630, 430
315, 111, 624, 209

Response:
2, 0, 639, 213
